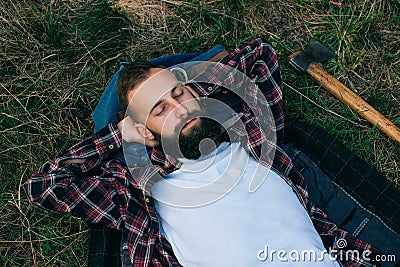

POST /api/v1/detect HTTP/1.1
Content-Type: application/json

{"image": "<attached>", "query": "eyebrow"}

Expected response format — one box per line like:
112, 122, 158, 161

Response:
149, 82, 181, 114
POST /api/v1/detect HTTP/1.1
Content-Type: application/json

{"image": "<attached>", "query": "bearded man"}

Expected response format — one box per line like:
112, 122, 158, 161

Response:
26, 38, 380, 266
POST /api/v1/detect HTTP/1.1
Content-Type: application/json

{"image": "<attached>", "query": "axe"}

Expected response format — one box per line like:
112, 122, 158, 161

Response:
289, 38, 400, 145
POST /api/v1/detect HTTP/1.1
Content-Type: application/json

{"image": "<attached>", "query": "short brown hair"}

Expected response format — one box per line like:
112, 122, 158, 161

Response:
117, 60, 155, 115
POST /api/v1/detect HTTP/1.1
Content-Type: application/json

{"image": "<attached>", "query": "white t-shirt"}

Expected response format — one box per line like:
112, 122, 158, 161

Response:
152, 142, 339, 267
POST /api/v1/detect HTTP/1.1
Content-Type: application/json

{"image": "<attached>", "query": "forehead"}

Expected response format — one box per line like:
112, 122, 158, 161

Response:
127, 68, 179, 116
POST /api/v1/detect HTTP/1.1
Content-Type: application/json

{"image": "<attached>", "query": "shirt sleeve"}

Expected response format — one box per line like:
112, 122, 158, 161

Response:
24, 121, 129, 230
189, 38, 284, 159
225, 38, 284, 146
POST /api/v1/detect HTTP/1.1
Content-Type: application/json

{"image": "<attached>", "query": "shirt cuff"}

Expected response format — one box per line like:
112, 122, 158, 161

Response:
70, 121, 123, 172
93, 121, 123, 158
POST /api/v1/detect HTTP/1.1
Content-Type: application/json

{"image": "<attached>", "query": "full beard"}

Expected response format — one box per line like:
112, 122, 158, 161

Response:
150, 113, 224, 160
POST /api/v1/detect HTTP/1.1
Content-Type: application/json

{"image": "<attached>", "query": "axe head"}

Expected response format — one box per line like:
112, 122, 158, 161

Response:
290, 38, 337, 73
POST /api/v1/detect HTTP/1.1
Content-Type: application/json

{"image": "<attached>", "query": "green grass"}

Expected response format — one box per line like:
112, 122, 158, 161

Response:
1, 0, 399, 265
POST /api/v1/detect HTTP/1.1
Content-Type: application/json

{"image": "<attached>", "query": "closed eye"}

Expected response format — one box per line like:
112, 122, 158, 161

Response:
151, 83, 186, 116
174, 91, 183, 98
172, 86, 184, 98
154, 105, 166, 116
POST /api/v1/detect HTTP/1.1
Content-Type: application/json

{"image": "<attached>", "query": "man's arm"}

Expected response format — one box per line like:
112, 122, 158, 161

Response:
189, 38, 284, 146
25, 122, 131, 230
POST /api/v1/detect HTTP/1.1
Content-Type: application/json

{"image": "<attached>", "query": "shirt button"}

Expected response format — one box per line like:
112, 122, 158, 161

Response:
207, 86, 213, 91
109, 144, 114, 149
145, 197, 150, 203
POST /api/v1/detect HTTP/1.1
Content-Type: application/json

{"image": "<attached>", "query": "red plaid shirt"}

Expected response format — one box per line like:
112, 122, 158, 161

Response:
25, 38, 379, 266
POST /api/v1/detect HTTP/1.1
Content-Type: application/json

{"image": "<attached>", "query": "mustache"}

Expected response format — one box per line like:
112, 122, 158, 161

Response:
174, 109, 203, 133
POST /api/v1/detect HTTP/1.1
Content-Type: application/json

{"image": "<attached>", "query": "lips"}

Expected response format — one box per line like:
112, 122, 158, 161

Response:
182, 117, 198, 130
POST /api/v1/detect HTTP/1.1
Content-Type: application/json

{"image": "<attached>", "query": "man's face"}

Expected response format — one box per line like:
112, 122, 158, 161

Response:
127, 68, 222, 159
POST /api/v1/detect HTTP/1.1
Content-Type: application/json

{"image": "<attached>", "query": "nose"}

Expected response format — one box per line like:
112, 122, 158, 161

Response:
170, 99, 188, 118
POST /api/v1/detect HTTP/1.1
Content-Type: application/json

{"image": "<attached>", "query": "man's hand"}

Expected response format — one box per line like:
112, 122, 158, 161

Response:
117, 116, 159, 147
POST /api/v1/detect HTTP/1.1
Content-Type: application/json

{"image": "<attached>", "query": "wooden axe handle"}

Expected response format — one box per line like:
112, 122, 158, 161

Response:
307, 62, 400, 145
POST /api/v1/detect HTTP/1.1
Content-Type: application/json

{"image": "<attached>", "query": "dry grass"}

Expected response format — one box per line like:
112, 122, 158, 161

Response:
0, 0, 399, 265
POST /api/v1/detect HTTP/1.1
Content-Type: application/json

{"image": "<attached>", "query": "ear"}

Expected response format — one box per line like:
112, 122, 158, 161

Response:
135, 123, 155, 140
